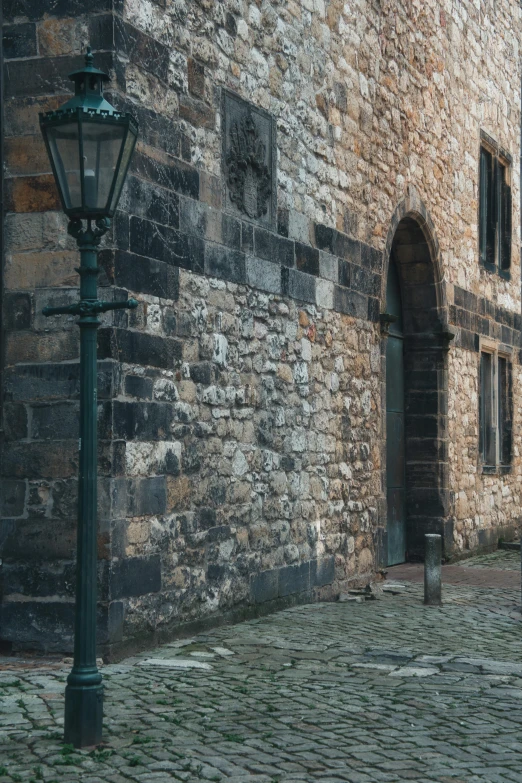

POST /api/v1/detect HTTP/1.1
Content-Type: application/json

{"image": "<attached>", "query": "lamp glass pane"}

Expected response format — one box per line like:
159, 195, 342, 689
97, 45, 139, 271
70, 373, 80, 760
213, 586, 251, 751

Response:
81, 121, 126, 210
108, 126, 138, 213
46, 123, 81, 210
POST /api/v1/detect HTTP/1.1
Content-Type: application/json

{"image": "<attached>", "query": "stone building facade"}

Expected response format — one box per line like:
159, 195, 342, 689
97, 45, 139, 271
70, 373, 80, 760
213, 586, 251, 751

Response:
1, 0, 521, 656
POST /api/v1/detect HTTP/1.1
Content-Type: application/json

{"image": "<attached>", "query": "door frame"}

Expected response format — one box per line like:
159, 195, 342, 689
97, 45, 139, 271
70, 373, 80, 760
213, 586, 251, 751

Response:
379, 192, 453, 563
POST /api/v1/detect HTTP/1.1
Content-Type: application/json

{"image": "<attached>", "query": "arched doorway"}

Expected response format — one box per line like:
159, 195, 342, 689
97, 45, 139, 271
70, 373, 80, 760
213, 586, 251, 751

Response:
383, 209, 452, 564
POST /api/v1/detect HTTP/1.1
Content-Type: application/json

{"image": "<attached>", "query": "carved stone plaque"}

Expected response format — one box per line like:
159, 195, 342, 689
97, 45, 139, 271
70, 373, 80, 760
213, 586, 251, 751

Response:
222, 89, 276, 228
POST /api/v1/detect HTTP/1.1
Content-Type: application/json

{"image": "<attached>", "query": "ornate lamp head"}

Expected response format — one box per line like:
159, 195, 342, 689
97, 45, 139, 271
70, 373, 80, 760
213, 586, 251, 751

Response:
39, 47, 138, 220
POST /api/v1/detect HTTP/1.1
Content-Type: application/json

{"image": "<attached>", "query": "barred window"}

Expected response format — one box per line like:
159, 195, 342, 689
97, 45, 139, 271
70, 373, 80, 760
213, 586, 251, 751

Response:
479, 143, 512, 275
479, 351, 512, 468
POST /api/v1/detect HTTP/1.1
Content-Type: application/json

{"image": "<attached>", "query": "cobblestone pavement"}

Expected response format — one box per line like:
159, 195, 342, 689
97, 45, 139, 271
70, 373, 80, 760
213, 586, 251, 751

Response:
1, 552, 522, 783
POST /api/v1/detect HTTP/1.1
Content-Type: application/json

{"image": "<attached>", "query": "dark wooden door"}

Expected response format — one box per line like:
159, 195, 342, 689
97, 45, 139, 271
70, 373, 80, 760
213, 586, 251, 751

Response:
386, 259, 406, 565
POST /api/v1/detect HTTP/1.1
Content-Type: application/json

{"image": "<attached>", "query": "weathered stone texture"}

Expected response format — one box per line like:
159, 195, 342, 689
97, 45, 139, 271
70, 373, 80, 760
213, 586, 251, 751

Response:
1, 0, 522, 653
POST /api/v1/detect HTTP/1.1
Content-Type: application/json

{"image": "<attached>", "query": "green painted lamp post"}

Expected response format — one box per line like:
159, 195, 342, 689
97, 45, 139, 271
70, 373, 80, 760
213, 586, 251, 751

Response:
39, 48, 138, 748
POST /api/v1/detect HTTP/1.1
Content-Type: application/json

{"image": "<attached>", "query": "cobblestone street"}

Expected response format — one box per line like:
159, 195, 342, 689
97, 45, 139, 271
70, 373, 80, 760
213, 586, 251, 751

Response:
1, 551, 522, 783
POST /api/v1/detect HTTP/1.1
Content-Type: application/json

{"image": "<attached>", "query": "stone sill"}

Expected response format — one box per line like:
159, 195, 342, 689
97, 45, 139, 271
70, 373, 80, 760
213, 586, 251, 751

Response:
480, 464, 512, 476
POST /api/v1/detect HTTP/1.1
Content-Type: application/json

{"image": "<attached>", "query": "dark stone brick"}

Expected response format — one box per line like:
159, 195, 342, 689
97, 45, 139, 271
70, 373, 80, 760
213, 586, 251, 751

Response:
124, 175, 179, 228
241, 222, 254, 253
207, 525, 231, 543
108, 601, 124, 643
251, 568, 279, 603
0, 601, 75, 650
351, 265, 381, 297
131, 149, 199, 200
113, 401, 171, 440
334, 286, 367, 318
281, 268, 316, 303
314, 223, 335, 253
496, 306, 512, 327
4, 0, 111, 20
225, 11, 237, 36
312, 555, 335, 587
405, 414, 439, 439
273, 235, 294, 267
455, 307, 471, 330
129, 217, 201, 272
114, 102, 180, 157
222, 214, 241, 249
477, 316, 490, 336
196, 507, 217, 530
277, 208, 289, 237
280, 455, 295, 470
3, 292, 32, 330
162, 307, 176, 335
0, 479, 26, 518
204, 243, 246, 284
116, 20, 169, 82
406, 390, 439, 415
459, 328, 479, 352
1, 561, 80, 598
187, 57, 205, 99
114, 251, 180, 300
98, 328, 182, 370
110, 555, 162, 599
295, 242, 319, 275
1, 517, 75, 563
136, 476, 167, 515
454, 286, 477, 312
207, 477, 227, 505
2, 403, 28, 441
368, 297, 380, 322
254, 227, 273, 260
334, 233, 360, 263
4, 52, 114, 98
502, 326, 514, 345
88, 13, 115, 49
3, 23, 37, 58
279, 562, 310, 597
338, 259, 351, 288
51, 479, 78, 520
1, 441, 78, 479
182, 442, 202, 474
360, 242, 382, 272
190, 362, 215, 385
207, 563, 227, 581
179, 94, 215, 128
180, 133, 191, 162
407, 487, 449, 518
4, 0, 112, 21
30, 402, 79, 440
3, 361, 116, 402
125, 375, 153, 399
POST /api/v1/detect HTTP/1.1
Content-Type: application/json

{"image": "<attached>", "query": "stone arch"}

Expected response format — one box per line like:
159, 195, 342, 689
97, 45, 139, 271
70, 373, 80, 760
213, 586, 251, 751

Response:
380, 189, 454, 562
381, 189, 448, 329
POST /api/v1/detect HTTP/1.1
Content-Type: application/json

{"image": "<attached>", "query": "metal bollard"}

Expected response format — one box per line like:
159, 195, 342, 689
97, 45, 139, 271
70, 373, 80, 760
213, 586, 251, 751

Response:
424, 534, 442, 605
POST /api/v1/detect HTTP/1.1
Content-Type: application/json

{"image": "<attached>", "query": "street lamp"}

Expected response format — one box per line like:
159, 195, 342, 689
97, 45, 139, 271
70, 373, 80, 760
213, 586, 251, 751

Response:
39, 47, 138, 748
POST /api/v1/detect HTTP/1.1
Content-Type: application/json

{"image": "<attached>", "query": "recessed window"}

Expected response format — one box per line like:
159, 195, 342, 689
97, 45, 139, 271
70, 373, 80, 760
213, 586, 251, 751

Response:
479, 350, 512, 469
479, 143, 512, 276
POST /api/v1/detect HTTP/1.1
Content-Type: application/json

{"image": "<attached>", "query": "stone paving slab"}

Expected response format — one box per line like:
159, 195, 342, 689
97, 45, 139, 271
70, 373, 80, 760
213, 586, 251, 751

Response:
387, 549, 521, 588
387, 563, 521, 589
1, 552, 522, 782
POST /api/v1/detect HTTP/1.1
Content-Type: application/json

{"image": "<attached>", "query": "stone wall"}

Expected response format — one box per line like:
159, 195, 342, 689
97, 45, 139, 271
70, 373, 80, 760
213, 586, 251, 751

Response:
1, 0, 521, 655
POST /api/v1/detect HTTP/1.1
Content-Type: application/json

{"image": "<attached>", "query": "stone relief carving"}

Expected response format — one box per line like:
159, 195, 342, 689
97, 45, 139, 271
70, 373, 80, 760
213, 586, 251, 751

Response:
226, 112, 271, 220
222, 90, 276, 227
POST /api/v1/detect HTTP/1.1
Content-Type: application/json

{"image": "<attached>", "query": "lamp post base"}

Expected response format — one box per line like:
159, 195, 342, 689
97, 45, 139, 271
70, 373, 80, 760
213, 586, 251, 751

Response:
64, 681, 104, 748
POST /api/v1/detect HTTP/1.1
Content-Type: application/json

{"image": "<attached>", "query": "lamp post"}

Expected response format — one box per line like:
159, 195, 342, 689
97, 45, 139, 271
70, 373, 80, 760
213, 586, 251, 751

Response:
39, 47, 138, 748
